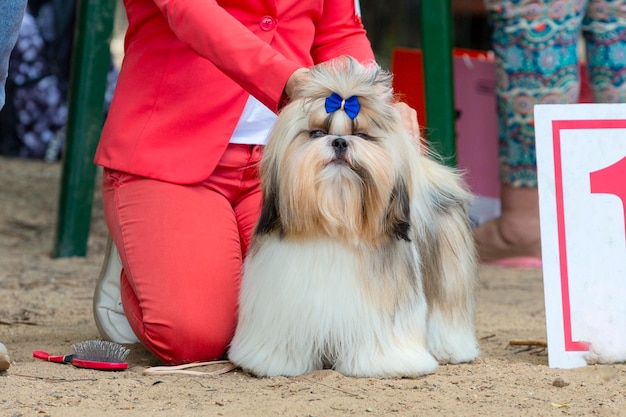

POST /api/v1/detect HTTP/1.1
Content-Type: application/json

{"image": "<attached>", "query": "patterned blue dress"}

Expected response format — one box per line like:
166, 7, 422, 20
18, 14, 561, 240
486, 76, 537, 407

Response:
484, 0, 626, 187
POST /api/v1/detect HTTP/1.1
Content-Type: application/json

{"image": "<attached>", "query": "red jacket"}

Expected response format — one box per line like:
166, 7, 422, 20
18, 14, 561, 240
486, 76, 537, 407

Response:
95, 0, 374, 184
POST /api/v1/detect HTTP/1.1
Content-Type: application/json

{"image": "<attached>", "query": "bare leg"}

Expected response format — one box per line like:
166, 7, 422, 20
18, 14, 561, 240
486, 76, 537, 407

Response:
478, 1, 585, 264
472, 184, 541, 262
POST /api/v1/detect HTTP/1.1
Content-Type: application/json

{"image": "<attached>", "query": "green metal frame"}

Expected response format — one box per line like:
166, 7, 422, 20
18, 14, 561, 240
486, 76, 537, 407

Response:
54, 0, 456, 257
420, 0, 456, 166
53, 0, 116, 257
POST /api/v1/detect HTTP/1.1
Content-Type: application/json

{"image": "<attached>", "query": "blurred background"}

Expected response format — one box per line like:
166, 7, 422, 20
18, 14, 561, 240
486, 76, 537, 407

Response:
362, 0, 490, 67
0, 0, 492, 162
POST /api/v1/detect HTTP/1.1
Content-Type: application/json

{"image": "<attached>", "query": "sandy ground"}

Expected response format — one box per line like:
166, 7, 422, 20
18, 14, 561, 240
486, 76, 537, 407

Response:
0, 155, 625, 417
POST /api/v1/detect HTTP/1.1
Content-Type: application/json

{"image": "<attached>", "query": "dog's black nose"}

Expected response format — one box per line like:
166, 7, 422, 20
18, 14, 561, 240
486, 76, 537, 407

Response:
332, 137, 348, 153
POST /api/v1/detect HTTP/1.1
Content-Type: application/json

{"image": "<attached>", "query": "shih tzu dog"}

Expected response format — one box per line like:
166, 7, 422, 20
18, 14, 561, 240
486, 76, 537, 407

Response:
228, 56, 479, 378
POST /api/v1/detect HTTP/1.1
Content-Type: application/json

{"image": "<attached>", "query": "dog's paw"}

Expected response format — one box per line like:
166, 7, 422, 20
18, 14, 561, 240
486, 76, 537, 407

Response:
427, 312, 480, 364
229, 343, 322, 377
336, 344, 439, 378
430, 339, 480, 365
239, 360, 321, 378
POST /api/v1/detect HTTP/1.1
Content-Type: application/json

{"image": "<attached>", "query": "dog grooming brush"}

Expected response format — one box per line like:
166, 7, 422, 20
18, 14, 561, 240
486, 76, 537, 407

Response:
34, 340, 130, 371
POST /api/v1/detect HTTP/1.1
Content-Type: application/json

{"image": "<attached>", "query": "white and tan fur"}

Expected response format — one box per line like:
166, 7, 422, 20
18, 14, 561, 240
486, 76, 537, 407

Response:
228, 57, 479, 378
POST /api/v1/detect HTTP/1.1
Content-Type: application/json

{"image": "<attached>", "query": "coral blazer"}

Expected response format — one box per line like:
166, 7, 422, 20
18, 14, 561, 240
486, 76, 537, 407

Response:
95, 0, 374, 184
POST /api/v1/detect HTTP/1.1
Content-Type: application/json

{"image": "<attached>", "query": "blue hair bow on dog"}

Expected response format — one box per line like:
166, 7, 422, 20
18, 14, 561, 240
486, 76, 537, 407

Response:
325, 92, 360, 119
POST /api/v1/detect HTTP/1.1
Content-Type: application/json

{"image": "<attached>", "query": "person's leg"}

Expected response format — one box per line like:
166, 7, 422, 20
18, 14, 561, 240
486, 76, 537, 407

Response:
583, 0, 626, 104
476, 0, 586, 262
473, 185, 542, 261
230, 145, 264, 258
0, 0, 26, 370
0, 0, 26, 110
102, 144, 262, 365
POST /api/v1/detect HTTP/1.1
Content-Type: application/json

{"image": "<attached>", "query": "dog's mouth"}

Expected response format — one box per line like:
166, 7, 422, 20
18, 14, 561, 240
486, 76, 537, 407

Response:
330, 154, 349, 165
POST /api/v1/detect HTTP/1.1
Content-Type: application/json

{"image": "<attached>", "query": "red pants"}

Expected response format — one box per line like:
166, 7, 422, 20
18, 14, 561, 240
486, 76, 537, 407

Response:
102, 144, 263, 364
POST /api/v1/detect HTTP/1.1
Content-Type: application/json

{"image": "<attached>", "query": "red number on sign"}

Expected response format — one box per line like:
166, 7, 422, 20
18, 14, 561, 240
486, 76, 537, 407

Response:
590, 156, 626, 237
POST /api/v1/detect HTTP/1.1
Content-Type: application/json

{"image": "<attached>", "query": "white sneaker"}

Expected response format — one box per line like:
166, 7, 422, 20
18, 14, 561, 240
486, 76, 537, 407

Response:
93, 237, 140, 344
0, 342, 10, 371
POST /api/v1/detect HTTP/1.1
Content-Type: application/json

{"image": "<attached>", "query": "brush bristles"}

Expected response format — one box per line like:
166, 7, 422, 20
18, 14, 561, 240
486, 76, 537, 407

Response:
71, 340, 130, 363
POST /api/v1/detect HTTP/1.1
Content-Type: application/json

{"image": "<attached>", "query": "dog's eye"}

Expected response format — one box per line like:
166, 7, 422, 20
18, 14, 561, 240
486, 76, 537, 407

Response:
355, 132, 371, 140
309, 130, 327, 139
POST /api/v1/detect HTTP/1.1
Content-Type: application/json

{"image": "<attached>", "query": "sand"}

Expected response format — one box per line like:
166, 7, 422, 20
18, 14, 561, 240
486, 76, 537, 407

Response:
1, 156, 624, 417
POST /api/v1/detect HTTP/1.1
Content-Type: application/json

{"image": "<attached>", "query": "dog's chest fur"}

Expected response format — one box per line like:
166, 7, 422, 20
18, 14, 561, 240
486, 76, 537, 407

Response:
244, 235, 423, 339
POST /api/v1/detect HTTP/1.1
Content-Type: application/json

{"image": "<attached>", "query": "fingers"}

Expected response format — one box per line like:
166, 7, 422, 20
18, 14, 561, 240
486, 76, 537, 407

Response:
285, 68, 311, 99
394, 102, 425, 153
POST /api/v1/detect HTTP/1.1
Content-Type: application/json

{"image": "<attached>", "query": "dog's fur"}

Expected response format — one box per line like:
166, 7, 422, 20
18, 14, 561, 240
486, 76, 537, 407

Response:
228, 57, 479, 378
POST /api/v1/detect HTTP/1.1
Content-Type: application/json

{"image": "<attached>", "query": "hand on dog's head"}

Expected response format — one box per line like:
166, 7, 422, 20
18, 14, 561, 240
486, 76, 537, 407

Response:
293, 56, 399, 131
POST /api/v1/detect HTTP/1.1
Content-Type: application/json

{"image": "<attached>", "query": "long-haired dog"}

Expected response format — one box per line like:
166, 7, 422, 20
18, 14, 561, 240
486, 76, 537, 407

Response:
228, 57, 479, 378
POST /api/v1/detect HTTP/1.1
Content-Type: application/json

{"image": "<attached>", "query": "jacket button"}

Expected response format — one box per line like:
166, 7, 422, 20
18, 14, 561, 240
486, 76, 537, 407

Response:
259, 15, 276, 31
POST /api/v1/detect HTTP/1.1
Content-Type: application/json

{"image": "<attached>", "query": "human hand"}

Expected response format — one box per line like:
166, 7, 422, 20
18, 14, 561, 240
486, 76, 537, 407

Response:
393, 102, 424, 152
285, 68, 311, 99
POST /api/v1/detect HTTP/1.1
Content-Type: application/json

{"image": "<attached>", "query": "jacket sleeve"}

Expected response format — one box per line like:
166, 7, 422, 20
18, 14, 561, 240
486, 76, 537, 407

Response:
311, 0, 375, 65
151, 0, 374, 112
152, 0, 302, 112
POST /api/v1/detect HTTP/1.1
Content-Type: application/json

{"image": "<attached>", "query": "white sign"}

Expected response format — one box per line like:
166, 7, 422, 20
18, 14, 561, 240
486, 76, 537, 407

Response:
535, 103, 626, 369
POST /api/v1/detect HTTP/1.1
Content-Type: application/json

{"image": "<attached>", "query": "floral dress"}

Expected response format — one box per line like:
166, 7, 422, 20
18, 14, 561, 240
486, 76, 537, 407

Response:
484, 0, 626, 187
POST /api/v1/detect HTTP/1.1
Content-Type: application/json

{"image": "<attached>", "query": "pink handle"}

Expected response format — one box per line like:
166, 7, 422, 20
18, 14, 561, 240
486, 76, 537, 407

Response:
33, 350, 71, 363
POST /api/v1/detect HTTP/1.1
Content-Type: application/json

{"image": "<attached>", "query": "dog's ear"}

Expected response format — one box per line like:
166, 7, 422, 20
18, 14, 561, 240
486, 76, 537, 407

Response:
386, 179, 411, 242
255, 178, 283, 236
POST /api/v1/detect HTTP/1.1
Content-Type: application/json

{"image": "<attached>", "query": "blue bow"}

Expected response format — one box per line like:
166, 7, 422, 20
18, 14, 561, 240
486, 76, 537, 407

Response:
325, 92, 360, 119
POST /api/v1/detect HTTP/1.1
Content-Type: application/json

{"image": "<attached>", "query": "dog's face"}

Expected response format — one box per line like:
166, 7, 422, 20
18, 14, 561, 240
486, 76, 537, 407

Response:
256, 57, 419, 246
